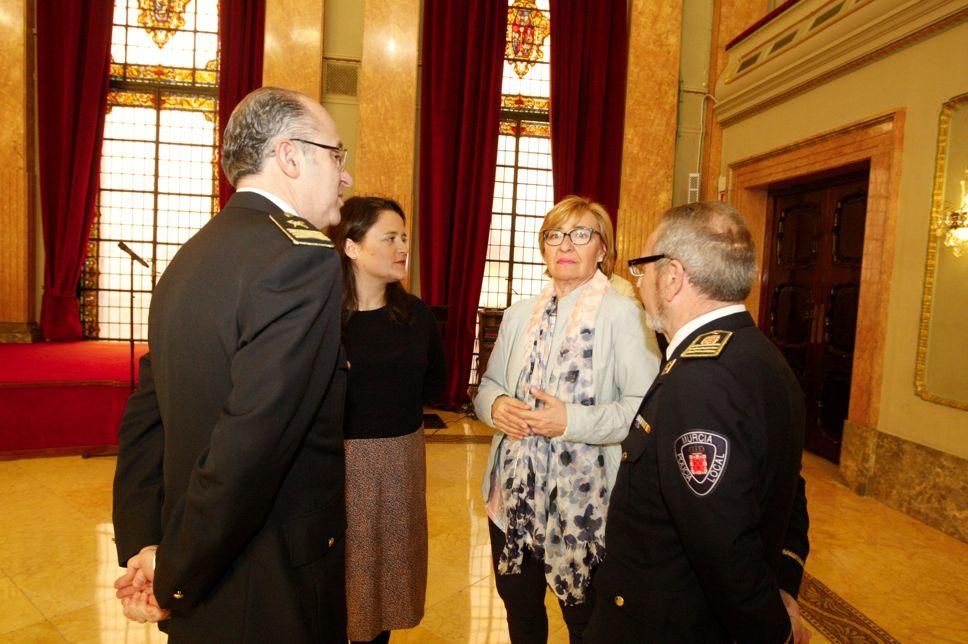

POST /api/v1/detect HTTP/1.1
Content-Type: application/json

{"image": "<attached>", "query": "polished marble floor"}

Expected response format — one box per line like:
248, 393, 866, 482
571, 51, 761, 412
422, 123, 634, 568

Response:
0, 413, 965, 642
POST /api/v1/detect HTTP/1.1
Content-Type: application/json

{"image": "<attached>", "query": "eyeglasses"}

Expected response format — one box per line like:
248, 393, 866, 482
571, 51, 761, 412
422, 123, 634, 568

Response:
627, 254, 667, 277
542, 227, 601, 246
291, 138, 349, 170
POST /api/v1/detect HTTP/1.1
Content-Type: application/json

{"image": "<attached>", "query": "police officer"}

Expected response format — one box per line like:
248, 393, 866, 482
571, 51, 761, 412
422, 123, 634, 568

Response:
585, 201, 810, 643
112, 87, 353, 641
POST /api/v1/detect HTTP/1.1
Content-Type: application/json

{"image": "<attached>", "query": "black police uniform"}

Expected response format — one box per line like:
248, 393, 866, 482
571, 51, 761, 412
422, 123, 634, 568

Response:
113, 191, 348, 642
585, 311, 809, 643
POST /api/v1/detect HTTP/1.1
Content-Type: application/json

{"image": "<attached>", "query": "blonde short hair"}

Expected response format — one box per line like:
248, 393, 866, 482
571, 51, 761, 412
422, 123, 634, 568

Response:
538, 195, 616, 277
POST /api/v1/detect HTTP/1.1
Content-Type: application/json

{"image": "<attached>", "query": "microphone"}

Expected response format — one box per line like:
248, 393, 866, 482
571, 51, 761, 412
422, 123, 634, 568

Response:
117, 241, 150, 268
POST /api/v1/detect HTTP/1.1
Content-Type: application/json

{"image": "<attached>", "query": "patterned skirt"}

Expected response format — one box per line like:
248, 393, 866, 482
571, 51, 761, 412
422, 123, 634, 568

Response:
344, 428, 428, 640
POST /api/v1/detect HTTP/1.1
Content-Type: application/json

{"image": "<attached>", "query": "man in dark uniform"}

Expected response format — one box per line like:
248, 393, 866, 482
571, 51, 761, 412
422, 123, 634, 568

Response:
585, 201, 811, 643
112, 87, 353, 642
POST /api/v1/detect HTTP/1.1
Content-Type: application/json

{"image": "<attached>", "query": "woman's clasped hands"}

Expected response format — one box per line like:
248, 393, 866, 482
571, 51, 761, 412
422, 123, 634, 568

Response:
491, 387, 567, 440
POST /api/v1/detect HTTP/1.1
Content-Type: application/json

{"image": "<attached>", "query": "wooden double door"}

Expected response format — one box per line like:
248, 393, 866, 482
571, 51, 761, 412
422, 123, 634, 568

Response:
760, 172, 869, 463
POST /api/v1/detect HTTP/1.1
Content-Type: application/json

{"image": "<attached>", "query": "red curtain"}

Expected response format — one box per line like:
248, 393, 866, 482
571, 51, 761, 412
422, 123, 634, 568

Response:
549, 0, 629, 226
36, 1, 114, 341
419, 0, 506, 407
218, 0, 266, 208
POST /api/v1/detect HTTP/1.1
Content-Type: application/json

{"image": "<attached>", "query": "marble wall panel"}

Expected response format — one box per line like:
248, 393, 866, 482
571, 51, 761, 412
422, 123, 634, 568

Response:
263, 0, 325, 99
869, 433, 967, 543
354, 0, 419, 208
353, 0, 420, 276
842, 420, 967, 543
615, 0, 683, 272
840, 420, 878, 495
0, 0, 35, 338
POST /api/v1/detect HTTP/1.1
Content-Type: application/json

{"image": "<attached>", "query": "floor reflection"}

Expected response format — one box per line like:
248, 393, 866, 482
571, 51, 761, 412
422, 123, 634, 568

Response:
0, 418, 965, 642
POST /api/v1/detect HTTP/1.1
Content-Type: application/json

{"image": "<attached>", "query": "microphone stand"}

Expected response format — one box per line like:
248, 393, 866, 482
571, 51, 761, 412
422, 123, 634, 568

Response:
82, 242, 150, 460
117, 241, 150, 393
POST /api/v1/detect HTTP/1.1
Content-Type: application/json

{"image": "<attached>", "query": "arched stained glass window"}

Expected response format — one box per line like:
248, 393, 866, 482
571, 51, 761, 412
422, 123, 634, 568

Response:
80, 0, 219, 340
472, 0, 554, 384
479, 0, 554, 311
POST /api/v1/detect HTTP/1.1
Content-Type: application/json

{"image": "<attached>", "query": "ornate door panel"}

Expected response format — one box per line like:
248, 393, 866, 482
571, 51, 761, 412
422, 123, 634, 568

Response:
761, 175, 868, 463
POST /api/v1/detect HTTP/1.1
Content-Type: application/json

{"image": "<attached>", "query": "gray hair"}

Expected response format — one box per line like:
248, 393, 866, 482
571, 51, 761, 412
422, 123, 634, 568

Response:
220, 87, 318, 186
654, 201, 756, 302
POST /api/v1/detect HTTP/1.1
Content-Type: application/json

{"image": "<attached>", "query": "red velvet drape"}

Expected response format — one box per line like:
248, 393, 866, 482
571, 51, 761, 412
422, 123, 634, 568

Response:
549, 0, 629, 226
419, 0, 506, 407
218, 0, 266, 208
36, 1, 114, 341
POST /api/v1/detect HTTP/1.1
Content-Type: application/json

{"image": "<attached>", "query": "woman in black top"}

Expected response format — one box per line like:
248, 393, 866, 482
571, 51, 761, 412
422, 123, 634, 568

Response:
329, 196, 445, 644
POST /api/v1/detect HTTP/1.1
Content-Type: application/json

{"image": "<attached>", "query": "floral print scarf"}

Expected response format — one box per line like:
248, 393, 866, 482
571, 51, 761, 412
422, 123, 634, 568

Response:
497, 270, 610, 605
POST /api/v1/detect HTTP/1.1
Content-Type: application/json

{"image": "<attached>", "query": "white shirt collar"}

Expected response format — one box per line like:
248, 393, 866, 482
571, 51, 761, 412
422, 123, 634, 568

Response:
235, 187, 298, 217
666, 304, 747, 360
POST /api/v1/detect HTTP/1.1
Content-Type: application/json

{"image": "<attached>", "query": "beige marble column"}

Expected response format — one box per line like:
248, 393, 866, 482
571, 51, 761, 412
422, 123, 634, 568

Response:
699, 0, 768, 200
0, 0, 39, 341
263, 0, 325, 99
615, 0, 683, 273
353, 0, 420, 229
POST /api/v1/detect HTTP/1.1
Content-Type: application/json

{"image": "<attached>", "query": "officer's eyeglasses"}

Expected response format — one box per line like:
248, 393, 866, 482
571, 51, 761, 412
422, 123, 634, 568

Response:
291, 138, 349, 171
627, 254, 667, 277
542, 227, 601, 246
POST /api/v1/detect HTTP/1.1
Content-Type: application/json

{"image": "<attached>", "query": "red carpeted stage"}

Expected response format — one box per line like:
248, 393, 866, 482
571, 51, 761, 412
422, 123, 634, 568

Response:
0, 341, 147, 458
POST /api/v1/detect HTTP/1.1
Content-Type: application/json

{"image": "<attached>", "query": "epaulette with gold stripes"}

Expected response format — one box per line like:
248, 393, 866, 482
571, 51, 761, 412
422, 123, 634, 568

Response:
268, 212, 334, 248
680, 330, 733, 358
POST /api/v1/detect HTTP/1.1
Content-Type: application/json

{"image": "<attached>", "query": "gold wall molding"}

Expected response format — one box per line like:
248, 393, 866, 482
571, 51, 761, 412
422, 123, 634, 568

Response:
615, 0, 683, 275
915, 93, 968, 412
714, 0, 968, 126
841, 420, 967, 543
729, 111, 904, 431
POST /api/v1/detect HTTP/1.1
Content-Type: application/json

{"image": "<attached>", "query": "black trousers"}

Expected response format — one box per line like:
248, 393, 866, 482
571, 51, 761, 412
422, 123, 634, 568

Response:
488, 520, 596, 644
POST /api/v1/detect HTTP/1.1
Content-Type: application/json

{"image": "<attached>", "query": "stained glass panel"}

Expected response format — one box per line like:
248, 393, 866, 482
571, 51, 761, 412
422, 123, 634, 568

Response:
81, 0, 219, 340
111, 0, 218, 88
506, 0, 551, 79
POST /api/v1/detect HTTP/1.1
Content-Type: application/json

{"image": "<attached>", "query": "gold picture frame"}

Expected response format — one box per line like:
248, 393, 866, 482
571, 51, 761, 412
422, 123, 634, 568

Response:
915, 92, 968, 410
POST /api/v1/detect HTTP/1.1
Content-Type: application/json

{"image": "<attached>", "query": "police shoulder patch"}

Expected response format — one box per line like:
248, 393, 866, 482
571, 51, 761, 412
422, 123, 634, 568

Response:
680, 330, 732, 359
674, 430, 729, 496
268, 212, 334, 247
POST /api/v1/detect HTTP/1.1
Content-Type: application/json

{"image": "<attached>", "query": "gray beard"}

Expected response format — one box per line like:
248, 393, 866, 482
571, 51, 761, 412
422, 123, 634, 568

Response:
645, 291, 666, 334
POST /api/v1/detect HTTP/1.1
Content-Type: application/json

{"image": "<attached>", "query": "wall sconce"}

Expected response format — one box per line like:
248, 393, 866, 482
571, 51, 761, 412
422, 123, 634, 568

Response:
940, 171, 968, 257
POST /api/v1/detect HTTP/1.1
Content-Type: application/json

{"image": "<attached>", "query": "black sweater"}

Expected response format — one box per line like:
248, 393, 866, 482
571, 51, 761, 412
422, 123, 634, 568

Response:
342, 295, 446, 440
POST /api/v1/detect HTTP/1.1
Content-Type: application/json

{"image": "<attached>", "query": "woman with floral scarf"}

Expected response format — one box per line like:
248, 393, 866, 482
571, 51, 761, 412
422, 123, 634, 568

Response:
475, 196, 661, 643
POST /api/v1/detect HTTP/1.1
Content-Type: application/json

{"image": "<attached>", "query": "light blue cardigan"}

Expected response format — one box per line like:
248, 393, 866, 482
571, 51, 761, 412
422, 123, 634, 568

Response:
474, 280, 661, 529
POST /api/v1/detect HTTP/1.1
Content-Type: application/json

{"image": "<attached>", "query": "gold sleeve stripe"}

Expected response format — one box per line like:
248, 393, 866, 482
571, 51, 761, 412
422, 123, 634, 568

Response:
782, 548, 805, 568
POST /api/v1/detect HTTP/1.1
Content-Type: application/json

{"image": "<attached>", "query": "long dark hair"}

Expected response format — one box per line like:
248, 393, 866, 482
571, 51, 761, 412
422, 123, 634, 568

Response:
328, 196, 413, 326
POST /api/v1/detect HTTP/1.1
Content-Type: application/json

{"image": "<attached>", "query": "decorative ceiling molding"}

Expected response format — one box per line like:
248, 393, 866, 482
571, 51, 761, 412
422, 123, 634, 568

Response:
714, 0, 968, 126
